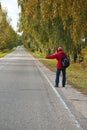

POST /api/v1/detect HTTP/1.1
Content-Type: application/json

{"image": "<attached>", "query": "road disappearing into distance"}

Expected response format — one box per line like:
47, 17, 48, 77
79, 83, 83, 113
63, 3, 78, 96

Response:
0, 46, 86, 130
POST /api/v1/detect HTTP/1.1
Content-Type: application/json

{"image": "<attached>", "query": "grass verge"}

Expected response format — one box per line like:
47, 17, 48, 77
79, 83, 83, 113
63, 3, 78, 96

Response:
0, 52, 8, 58
0, 48, 16, 58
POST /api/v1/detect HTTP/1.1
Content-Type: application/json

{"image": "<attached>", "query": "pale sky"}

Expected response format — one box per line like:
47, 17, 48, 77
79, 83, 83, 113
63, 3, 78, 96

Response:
0, 0, 20, 31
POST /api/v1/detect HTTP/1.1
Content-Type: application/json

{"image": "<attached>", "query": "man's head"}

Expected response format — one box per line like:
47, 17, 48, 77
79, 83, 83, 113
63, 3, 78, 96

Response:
57, 47, 63, 52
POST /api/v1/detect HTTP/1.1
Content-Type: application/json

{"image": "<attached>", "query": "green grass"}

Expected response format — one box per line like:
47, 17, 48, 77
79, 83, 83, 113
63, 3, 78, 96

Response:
0, 48, 16, 58
30, 50, 87, 95
0, 52, 8, 57
67, 63, 87, 94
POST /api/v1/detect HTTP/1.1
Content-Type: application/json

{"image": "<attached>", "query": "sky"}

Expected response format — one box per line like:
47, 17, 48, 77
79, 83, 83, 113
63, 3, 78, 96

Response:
0, 0, 20, 31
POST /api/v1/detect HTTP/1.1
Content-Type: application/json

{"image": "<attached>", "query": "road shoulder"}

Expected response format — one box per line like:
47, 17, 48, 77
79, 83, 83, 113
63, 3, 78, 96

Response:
35, 58, 87, 129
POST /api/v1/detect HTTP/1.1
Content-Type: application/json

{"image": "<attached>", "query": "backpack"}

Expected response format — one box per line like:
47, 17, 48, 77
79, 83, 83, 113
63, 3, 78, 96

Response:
62, 56, 70, 68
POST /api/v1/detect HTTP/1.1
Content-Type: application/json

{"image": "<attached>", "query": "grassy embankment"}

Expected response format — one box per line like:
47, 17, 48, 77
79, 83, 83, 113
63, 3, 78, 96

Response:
29, 50, 87, 95
0, 52, 8, 58
0, 48, 16, 58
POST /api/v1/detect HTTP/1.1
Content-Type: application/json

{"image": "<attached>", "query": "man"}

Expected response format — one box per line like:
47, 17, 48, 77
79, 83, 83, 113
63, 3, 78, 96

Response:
45, 47, 67, 87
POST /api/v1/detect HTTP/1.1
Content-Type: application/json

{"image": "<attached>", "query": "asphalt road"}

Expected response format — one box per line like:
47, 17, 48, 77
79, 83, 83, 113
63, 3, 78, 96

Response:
0, 46, 84, 130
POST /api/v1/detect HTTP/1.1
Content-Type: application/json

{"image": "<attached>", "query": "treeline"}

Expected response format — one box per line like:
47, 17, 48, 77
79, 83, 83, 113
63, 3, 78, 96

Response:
0, 4, 19, 51
18, 0, 87, 56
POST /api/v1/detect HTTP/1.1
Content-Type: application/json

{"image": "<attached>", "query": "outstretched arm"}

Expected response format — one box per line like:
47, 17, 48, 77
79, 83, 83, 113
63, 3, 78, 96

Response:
45, 53, 57, 59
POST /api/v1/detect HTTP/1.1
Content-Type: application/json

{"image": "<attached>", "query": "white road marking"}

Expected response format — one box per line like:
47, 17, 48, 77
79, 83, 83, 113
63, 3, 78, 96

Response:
36, 63, 83, 130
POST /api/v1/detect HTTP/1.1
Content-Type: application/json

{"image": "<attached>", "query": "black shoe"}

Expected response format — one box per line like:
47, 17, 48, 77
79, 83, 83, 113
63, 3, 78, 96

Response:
62, 85, 65, 87
55, 84, 58, 87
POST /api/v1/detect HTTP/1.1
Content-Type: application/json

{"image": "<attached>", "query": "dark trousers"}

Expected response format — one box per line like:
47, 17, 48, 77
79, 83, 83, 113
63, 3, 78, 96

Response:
55, 69, 66, 86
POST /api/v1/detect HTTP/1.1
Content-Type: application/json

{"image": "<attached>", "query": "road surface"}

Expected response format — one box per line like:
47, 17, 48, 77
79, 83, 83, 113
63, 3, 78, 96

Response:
0, 46, 86, 130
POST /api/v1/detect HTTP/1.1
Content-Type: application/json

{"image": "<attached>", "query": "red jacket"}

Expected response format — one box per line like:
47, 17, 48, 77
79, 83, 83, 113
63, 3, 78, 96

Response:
46, 50, 67, 69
